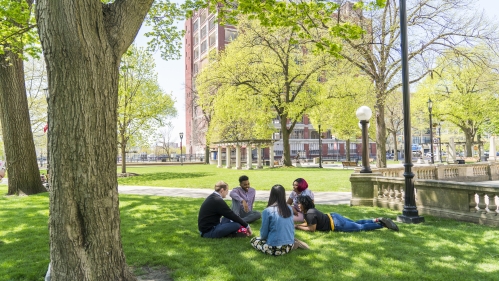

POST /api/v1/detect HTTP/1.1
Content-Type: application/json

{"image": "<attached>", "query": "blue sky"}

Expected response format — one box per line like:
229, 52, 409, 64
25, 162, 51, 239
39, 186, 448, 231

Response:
133, 0, 499, 144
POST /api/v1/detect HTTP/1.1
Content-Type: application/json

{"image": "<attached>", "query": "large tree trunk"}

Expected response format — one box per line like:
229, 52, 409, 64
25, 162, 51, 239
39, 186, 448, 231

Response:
281, 116, 292, 166
121, 136, 127, 174
0, 50, 46, 195
392, 131, 399, 162
36, 1, 153, 280
375, 100, 387, 168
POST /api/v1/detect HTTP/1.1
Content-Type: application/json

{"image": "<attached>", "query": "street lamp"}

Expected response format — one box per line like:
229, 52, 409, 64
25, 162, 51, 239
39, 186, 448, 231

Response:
356, 106, 372, 173
179, 132, 184, 166
397, 0, 424, 224
318, 124, 323, 168
427, 98, 434, 164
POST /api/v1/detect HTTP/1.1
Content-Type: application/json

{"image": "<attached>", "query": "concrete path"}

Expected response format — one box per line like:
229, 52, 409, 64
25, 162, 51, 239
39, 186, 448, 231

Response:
118, 185, 352, 205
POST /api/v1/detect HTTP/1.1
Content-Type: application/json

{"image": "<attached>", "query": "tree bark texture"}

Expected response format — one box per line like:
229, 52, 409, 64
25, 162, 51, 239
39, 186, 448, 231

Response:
281, 116, 292, 167
0, 50, 46, 195
36, 0, 153, 280
375, 98, 387, 168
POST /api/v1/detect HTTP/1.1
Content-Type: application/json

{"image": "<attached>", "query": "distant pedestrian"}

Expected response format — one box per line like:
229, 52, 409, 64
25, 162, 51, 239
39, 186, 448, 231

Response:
294, 195, 399, 232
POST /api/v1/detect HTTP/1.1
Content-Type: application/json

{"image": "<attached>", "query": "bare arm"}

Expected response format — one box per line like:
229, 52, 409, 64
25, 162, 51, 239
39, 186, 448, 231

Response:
295, 223, 316, 232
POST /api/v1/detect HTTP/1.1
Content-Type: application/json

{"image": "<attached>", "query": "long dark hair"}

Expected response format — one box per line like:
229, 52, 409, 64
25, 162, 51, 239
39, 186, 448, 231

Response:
267, 184, 292, 218
297, 195, 315, 212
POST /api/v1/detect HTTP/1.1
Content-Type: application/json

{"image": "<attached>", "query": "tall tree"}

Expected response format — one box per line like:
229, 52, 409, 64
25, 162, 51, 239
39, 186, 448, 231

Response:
413, 47, 499, 156
0, 0, 46, 195
118, 45, 177, 173
335, 0, 498, 167
35, 0, 155, 279
196, 18, 338, 166
308, 64, 375, 161
384, 91, 403, 161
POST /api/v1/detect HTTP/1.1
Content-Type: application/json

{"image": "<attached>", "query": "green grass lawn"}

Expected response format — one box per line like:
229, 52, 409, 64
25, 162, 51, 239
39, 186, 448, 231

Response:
1, 184, 498, 281
117, 164, 354, 192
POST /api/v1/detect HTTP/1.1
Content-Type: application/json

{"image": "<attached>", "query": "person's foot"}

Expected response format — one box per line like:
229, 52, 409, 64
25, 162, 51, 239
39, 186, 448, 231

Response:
379, 218, 399, 231
292, 238, 310, 250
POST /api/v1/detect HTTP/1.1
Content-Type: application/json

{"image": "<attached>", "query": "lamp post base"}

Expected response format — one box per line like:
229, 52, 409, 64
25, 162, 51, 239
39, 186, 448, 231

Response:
396, 215, 425, 224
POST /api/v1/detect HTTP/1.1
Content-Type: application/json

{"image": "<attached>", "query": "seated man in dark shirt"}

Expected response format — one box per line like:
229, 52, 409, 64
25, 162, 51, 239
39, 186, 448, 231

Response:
198, 180, 253, 238
294, 195, 399, 232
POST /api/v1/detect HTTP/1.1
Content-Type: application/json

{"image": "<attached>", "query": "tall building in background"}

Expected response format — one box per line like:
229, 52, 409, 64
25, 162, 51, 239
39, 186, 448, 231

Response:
184, 8, 237, 155
184, 5, 375, 162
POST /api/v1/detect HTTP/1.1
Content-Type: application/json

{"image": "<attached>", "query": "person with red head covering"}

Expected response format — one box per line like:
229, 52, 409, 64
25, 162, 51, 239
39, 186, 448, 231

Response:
286, 178, 314, 222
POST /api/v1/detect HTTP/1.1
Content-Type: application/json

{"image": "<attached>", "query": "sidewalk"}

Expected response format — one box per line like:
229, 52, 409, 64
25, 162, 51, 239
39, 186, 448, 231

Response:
118, 186, 352, 205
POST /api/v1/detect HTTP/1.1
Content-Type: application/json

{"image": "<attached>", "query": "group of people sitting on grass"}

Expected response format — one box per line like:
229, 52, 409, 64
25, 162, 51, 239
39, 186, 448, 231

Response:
197, 175, 399, 256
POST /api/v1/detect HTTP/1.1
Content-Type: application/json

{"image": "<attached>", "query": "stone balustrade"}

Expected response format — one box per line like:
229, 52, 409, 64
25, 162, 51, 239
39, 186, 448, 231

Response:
350, 163, 499, 227
371, 162, 499, 182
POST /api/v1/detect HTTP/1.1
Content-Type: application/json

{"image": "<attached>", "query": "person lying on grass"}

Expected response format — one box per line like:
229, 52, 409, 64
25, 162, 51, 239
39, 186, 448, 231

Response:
198, 180, 253, 238
294, 195, 399, 232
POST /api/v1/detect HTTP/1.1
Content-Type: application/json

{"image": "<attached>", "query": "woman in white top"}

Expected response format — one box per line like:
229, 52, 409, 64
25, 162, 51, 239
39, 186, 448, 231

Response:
287, 178, 314, 222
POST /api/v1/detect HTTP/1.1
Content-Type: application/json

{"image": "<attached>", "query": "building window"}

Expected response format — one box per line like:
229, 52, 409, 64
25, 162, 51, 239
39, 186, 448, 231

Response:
193, 34, 199, 46
201, 40, 207, 54
200, 10, 207, 23
209, 32, 217, 47
193, 47, 199, 60
225, 29, 238, 42
193, 20, 199, 32
200, 25, 207, 39
193, 62, 199, 75
290, 129, 304, 139
208, 17, 216, 31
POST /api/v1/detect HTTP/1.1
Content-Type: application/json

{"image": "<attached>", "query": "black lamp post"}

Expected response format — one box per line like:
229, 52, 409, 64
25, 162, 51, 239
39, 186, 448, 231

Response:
318, 124, 323, 168
179, 132, 184, 166
356, 106, 372, 173
43, 88, 50, 176
397, 0, 424, 224
427, 98, 434, 164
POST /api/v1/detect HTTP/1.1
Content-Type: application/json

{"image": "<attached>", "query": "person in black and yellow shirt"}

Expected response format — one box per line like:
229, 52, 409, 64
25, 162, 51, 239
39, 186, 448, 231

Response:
294, 195, 399, 232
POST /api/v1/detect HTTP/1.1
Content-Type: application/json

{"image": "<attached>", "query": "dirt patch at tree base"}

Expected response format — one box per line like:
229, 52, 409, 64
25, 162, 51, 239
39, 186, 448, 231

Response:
135, 266, 172, 281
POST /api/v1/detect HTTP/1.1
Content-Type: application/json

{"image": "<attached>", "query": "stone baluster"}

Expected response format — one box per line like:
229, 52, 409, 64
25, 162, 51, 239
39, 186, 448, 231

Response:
395, 184, 403, 202
389, 183, 395, 201
469, 192, 477, 212
377, 183, 384, 198
477, 193, 487, 214
487, 193, 498, 215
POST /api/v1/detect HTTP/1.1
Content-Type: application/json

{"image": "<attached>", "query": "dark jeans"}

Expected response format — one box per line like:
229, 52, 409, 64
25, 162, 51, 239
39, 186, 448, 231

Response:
201, 221, 242, 238
231, 199, 261, 223
332, 213, 383, 232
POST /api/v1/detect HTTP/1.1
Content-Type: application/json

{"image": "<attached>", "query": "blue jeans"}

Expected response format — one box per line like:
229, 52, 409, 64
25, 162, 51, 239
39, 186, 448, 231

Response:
332, 213, 382, 232
201, 221, 242, 238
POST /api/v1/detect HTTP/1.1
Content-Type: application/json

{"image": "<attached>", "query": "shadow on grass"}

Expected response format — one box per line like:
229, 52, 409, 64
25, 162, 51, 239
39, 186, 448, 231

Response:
1, 191, 498, 281
120, 196, 499, 281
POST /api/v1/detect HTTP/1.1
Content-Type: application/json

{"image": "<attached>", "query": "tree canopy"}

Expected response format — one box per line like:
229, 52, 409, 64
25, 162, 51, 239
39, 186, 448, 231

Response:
196, 17, 339, 165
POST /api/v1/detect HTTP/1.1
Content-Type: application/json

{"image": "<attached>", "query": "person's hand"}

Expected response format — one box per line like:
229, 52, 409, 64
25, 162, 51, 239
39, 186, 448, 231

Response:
292, 207, 298, 216
246, 226, 252, 236
242, 200, 249, 212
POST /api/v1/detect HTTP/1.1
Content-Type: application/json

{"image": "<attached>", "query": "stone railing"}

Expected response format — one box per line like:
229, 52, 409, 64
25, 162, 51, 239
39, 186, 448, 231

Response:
350, 171, 499, 227
370, 162, 499, 182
